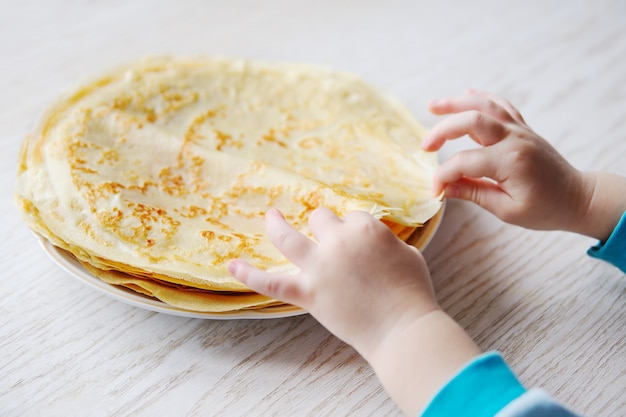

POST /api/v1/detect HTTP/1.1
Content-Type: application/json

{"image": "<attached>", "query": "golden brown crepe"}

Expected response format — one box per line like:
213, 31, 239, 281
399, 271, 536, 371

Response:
15, 56, 442, 312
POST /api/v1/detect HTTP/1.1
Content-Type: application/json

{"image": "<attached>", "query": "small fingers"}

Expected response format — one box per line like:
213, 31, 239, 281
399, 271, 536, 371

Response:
228, 260, 307, 306
265, 208, 316, 265
341, 210, 378, 223
428, 89, 524, 124
341, 210, 391, 235
467, 89, 526, 124
423, 111, 509, 151
433, 147, 503, 195
442, 177, 510, 214
308, 207, 343, 241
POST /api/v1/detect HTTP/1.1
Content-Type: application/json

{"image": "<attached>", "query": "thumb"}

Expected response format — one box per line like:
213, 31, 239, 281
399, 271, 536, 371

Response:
444, 177, 509, 214
228, 259, 307, 307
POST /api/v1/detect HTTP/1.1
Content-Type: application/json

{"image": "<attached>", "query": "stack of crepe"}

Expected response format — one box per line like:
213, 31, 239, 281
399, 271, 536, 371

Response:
14, 57, 442, 314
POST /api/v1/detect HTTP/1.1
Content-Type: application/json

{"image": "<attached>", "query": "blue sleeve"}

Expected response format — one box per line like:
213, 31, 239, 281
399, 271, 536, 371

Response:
587, 210, 626, 273
421, 351, 525, 417
420, 352, 583, 417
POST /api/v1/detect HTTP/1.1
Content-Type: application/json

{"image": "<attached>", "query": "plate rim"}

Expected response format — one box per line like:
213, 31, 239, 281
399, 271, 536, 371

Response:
36, 202, 445, 320
37, 236, 307, 320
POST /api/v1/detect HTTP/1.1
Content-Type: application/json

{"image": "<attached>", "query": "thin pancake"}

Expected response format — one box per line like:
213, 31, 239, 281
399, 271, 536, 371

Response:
15, 56, 442, 310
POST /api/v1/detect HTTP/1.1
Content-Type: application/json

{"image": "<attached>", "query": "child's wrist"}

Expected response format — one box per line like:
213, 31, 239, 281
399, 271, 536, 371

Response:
353, 302, 441, 360
574, 172, 626, 240
363, 309, 482, 416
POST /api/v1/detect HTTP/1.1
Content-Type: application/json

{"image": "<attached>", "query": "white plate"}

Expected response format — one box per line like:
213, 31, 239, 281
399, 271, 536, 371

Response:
37, 202, 444, 320
38, 236, 306, 320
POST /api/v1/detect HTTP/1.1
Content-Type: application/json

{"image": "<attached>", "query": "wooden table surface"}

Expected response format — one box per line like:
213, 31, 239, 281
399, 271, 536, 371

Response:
2, 1, 625, 416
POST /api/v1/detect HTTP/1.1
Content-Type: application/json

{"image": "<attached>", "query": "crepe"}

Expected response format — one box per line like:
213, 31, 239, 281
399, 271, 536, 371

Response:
15, 56, 442, 312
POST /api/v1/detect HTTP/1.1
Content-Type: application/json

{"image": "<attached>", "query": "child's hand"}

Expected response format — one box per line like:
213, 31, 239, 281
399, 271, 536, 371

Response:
423, 90, 599, 235
423, 89, 626, 241
228, 207, 438, 357
228, 208, 481, 416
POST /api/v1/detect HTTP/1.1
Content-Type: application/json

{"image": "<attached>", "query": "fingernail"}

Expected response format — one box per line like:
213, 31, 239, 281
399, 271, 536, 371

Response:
444, 184, 459, 198
427, 99, 440, 109
430, 181, 440, 195
265, 208, 280, 218
421, 137, 431, 149
227, 260, 239, 275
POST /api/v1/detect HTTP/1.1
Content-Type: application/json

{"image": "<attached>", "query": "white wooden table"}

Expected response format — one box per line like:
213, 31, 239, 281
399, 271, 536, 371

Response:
2, 1, 625, 416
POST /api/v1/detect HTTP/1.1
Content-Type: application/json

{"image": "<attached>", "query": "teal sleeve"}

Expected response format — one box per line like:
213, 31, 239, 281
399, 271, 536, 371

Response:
421, 351, 526, 417
587, 210, 626, 273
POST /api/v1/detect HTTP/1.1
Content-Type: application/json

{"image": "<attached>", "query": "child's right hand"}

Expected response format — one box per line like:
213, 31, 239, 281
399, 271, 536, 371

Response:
228, 207, 481, 416
423, 89, 626, 241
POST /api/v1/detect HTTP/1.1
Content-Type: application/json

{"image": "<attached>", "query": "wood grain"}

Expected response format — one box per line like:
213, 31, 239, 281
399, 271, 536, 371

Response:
1, 1, 625, 416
